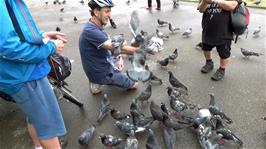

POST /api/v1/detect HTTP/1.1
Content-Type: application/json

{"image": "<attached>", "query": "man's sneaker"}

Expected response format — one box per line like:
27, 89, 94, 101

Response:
201, 61, 214, 73
89, 82, 102, 95
211, 68, 225, 81
110, 19, 117, 29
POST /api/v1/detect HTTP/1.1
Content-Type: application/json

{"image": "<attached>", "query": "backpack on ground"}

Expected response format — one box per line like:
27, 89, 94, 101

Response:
230, 0, 250, 43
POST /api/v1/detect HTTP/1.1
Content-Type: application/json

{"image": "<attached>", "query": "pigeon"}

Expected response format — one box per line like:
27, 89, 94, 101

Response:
156, 29, 169, 39
78, 125, 96, 146
173, 0, 179, 8
195, 42, 203, 50
168, 48, 178, 61
216, 128, 243, 147
150, 100, 167, 121
110, 108, 130, 121
168, 23, 180, 33
168, 71, 188, 91
163, 126, 176, 149
56, 26, 61, 32
161, 102, 170, 115
182, 28, 192, 37
73, 16, 78, 23
99, 134, 124, 148
124, 136, 138, 149
146, 129, 161, 149
157, 19, 169, 27
97, 93, 111, 123
130, 98, 144, 117
62, 0, 66, 4
79, 0, 84, 5
126, 0, 130, 5
170, 94, 188, 113
135, 84, 152, 103
162, 115, 187, 131
253, 0, 261, 5
253, 26, 261, 37
132, 112, 154, 128
240, 48, 263, 57
126, 51, 151, 82
111, 34, 124, 57
115, 121, 136, 136
157, 57, 169, 68
60, 8, 64, 12
45, 1, 48, 5
146, 36, 164, 54
208, 94, 233, 124
144, 65, 162, 84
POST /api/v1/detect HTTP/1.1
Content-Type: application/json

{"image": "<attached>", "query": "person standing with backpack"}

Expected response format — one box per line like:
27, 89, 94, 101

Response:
198, 0, 238, 81
0, 0, 67, 148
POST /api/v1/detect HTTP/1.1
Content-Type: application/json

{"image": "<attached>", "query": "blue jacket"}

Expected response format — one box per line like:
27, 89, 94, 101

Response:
0, 0, 56, 94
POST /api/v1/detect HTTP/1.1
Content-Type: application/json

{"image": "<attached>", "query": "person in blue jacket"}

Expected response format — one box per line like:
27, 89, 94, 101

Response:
0, 0, 67, 149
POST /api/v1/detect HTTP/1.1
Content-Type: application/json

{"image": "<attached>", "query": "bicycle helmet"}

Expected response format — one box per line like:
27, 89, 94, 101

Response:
88, 0, 114, 9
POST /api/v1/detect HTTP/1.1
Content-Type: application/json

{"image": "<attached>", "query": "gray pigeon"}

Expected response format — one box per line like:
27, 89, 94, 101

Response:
161, 102, 170, 115
126, 0, 130, 5
150, 100, 167, 121
253, 0, 261, 5
146, 129, 161, 149
182, 28, 192, 37
168, 71, 188, 91
157, 19, 169, 27
73, 16, 78, 23
170, 95, 188, 113
97, 93, 111, 123
156, 29, 169, 39
216, 128, 243, 147
135, 84, 152, 103
145, 65, 162, 84
162, 115, 187, 131
168, 48, 178, 61
115, 121, 136, 136
157, 57, 169, 68
124, 136, 138, 149
253, 26, 261, 37
99, 134, 124, 148
126, 51, 151, 82
78, 125, 96, 146
110, 108, 130, 121
111, 34, 124, 57
208, 93, 233, 124
163, 126, 176, 149
168, 23, 180, 33
56, 26, 61, 32
240, 48, 263, 57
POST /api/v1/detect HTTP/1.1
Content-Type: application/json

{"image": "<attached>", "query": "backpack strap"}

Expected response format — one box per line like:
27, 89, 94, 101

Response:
5, 0, 25, 41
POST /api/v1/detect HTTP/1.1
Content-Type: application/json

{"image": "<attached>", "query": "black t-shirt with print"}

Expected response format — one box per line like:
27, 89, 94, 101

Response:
202, 3, 233, 45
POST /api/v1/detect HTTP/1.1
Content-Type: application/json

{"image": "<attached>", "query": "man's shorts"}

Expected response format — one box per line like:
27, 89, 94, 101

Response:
11, 77, 66, 140
202, 40, 232, 59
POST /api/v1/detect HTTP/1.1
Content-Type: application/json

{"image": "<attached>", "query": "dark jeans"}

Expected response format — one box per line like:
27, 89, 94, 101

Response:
148, 0, 161, 8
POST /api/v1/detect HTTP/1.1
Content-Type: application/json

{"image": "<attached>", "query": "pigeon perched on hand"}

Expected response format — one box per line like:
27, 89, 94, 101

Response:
157, 19, 169, 27
157, 57, 169, 68
168, 23, 180, 33
253, 26, 261, 37
168, 48, 178, 62
240, 48, 263, 57
146, 36, 164, 54
97, 93, 111, 123
182, 28, 192, 37
78, 125, 96, 146
111, 34, 124, 57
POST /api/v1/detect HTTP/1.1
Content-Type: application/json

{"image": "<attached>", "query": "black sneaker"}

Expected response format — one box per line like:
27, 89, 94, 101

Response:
201, 61, 214, 73
110, 19, 117, 29
211, 68, 225, 81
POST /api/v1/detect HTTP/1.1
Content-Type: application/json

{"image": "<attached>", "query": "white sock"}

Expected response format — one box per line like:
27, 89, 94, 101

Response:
35, 146, 43, 149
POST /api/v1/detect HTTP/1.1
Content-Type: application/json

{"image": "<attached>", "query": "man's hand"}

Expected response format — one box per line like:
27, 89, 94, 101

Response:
42, 31, 67, 43
50, 39, 64, 55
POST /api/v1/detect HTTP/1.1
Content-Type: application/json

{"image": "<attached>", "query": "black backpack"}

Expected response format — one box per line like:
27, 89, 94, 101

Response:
231, 1, 250, 43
